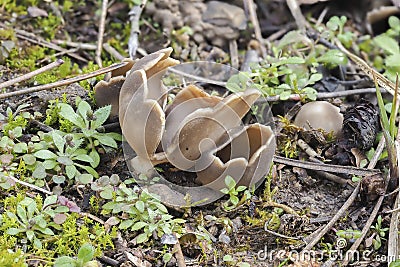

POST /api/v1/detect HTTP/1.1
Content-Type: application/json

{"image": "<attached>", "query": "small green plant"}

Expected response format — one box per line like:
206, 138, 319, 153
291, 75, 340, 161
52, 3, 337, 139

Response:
90, 174, 120, 199
101, 181, 185, 244
373, 19, 400, 82
30, 131, 97, 184
220, 176, 252, 211
324, 16, 355, 48
57, 97, 121, 167
53, 243, 98, 267
370, 215, 389, 250
0, 103, 31, 137
1, 195, 69, 248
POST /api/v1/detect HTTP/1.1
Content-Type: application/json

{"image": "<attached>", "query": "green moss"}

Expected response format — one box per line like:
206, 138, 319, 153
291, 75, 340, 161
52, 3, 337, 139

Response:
34, 13, 62, 40
53, 214, 115, 257
6, 45, 48, 72
0, 28, 16, 41
35, 56, 80, 84
0, 248, 27, 267
1, 0, 38, 15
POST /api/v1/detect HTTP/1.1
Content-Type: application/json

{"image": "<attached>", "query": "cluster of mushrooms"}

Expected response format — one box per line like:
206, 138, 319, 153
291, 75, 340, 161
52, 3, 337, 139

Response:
95, 48, 276, 194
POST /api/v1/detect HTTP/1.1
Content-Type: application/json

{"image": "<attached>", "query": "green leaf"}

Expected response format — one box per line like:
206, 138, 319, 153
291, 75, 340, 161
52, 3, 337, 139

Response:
231, 195, 239, 205
22, 154, 36, 165
99, 189, 113, 199
16, 205, 27, 223
77, 174, 93, 184
6, 228, 22, 235
385, 53, 400, 67
275, 57, 305, 66
74, 154, 94, 163
76, 164, 99, 178
119, 219, 134, 229
66, 165, 77, 179
13, 142, 27, 153
54, 256, 77, 267
92, 105, 111, 129
26, 230, 35, 241
236, 186, 247, 192
43, 195, 58, 208
40, 227, 55, 236
52, 131, 65, 152
317, 49, 348, 66
34, 150, 57, 160
77, 101, 92, 120
389, 16, 400, 32
308, 73, 323, 84
131, 221, 147, 231
224, 175, 236, 190
77, 243, 95, 263
42, 160, 58, 169
135, 201, 145, 213
135, 232, 149, 244
163, 253, 173, 263
106, 132, 122, 141
57, 156, 74, 166
89, 149, 100, 168
279, 90, 291, 100
374, 34, 400, 55
223, 255, 234, 262
33, 163, 47, 179
58, 103, 85, 128
95, 134, 118, 148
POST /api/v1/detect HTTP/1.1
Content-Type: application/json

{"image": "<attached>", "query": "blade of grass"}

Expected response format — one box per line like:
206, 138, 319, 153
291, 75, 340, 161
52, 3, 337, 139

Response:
390, 74, 399, 138
374, 73, 391, 135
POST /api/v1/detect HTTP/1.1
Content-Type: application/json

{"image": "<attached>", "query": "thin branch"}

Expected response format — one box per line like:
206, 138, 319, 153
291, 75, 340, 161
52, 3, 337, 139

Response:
273, 155, 380, 176
286, 0, 308, 31
243, 0, 267, 58
301, 137, 385, 252
0, 61, 129, 100
96, 0, 109, 67
0, 59, 64, 90
341, 171, 391, 266
128, 0, 147, 58
9, 176, 53, 195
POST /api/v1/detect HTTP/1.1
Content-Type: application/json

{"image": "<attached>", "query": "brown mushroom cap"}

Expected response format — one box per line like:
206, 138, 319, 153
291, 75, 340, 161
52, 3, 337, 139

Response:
120, 69, 165, 158
165, 88, 261, 170
294, 101, 343, 135
196, 123, 275, 190
94, 77, 125, 116
95, 48, 178, 119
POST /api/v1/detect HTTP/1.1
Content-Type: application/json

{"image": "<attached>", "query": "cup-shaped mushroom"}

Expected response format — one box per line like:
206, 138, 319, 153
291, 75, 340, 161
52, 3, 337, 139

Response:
164, 88, 261, 171
94, 77, 125, 116
120, 69, 165, 158
94, 48, 178, 118
162, 84, 222, 150
196, 123, 276, 190
294, 101, 343, 135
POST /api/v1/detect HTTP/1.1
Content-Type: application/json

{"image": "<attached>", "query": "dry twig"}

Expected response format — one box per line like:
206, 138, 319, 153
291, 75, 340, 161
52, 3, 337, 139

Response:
0, 61, 128, 99
301, 138, 386, 253
0, 59, 64, 90
273, 155, 380, 176
243, 0, 267, 58
128, 0, 147, 58
96, 0, 109, 67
